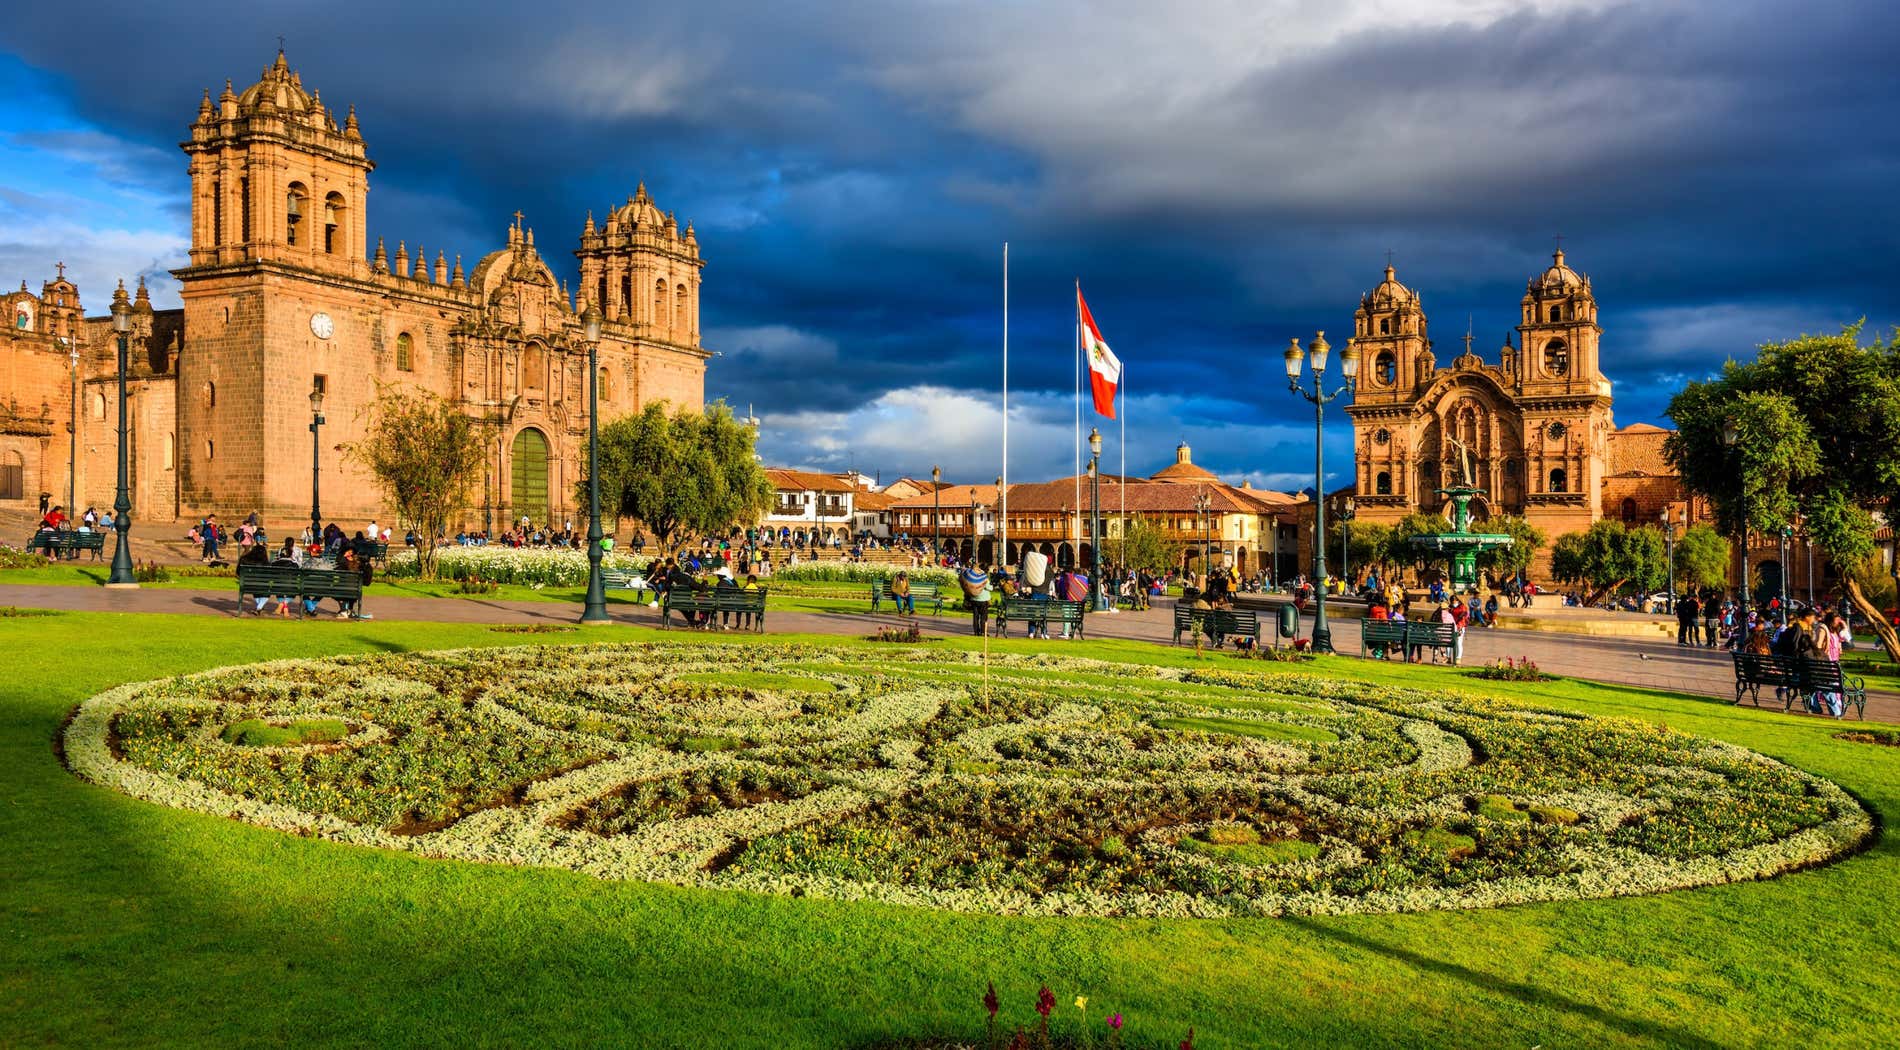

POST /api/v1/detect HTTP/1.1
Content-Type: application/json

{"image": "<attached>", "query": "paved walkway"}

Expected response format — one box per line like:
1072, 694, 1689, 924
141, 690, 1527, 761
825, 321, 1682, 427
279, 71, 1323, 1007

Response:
5, 581, 1892, 722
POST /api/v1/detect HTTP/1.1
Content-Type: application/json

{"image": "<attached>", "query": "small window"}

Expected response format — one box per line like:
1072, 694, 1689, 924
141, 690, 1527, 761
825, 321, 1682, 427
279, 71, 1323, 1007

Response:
313, 374, 327, 395
206, 439, 215, 460
164, 433, 175, 470
1549, 305, 1563, 323
222, 306, 230, 324
92, 393, 106, 420
1543, 339, 1569, 377
323, 192, 344, 255
396, 332, 414, 372
1549, 468, 1567, 493
1379, 317, 1391, 335
0, 451, 22, 500
599, 366, 612, 400
1375, 352, 1395, 385
206, 381, 216, 408
286, 182, 307, 246
1621, 497, 1637, 523
1376, 471, 1392, 495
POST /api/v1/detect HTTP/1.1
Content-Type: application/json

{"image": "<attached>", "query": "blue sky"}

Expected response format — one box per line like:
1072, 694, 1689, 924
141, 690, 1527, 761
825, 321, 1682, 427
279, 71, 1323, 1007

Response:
4, 0, 1897, 491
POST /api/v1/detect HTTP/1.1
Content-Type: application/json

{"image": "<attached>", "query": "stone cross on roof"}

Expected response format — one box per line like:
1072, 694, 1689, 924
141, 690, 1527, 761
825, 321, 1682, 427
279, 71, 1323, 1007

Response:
55, 262, 65, 280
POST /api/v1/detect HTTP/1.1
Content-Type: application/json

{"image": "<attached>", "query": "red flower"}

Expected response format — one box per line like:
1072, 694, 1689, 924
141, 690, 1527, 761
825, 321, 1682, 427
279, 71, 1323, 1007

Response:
984, 981, 999, 1019
1181, 1026, 1196, 1050
1036, 985, 1055, 1017
1108, 1013, 1124, 1030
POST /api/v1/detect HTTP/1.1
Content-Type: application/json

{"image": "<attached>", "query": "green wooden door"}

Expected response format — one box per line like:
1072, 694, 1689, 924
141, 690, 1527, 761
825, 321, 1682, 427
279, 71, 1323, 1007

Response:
510, 427, 550, 527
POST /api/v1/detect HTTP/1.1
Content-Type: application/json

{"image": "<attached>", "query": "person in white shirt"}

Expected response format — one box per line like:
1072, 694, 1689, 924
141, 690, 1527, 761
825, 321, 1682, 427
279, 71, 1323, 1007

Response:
366, 520, 379, 540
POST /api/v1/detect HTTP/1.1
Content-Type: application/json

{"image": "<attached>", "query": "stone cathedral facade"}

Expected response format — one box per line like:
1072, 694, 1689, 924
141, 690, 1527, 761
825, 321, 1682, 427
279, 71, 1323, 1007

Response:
1344, 251, 1689, 575
0, 50, 708, 530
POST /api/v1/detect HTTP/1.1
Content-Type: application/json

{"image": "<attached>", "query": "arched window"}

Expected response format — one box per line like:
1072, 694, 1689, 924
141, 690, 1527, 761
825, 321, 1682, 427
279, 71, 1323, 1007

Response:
239, 176, 252, 242
1375, 351, 1395, 385
1549, 304, 1563, 323
1376, 471, 1392, 495
323, 192, 345, 254
164, 433, 175, 470
675, 282, 689, 335
1543, 339, 1569, 377
285, 182, 308, 246
1549, 468, 1567, 493
521, 343, 545, 391
620, 274, 632, 320
396, 332, 414, 372
1379, 317, 1391, 335
206, 381, 216, 408
92, 393, 106, 420
212, 178, 223, 247
652, 278, 667, 327
1621, 497, 1637, 523
597, 276, 609, 319
599, 367, 613, 401
206, 439, 216, 461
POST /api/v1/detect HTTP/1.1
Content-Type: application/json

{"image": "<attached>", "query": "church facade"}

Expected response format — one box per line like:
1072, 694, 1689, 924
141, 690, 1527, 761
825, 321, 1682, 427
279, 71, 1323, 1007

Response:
1, 50, 708, 532
1343, 251, 1704, 577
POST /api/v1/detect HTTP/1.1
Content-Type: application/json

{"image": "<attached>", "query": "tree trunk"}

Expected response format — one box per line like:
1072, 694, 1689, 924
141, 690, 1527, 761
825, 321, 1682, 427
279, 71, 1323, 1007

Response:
1844, 574, 1900, 663
1585, 578, 1628, 607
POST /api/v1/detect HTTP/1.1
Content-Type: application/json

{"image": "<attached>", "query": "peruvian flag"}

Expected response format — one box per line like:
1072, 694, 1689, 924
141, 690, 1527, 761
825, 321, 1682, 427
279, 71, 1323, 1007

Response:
1079, 288, 1121, 418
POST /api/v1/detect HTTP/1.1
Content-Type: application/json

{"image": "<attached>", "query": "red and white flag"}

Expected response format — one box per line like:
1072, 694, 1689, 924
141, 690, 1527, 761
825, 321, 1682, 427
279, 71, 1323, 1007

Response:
1078, 288, 1121, 418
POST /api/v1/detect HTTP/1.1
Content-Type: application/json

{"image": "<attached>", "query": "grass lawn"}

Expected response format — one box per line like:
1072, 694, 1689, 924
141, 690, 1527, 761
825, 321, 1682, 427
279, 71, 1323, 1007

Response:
4, 610, 1898, 1048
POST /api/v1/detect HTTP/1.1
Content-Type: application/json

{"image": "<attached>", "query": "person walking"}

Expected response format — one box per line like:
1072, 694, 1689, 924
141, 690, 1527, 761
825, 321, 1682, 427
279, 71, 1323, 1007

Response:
1677, 592, 1701, 647
959, 564, 991, 637
1702, 591, 1722, 649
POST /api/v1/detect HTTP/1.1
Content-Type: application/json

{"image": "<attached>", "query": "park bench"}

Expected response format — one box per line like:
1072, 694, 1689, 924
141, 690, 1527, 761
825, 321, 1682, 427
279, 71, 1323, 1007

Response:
352, 539, 391, 566
1796, 657, 1868, 719
27, 530, 107, 561
236, 563, 364, 617
602, 569, 653, 601
1400, 621, 1460, 664
1731, 652, 1800, 707
661, 587, 767, 632
1172, 607, 1261, 648
869, 580, 944, 615
1359, 619, 1408, 660
994, 596, 1087, 639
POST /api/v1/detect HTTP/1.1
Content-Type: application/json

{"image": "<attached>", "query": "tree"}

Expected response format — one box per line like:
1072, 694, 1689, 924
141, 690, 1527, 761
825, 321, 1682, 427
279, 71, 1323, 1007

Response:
581, 400, 774, 548
1548, 520, 1668, 604
1672, 523, 1731, 591
1475, 514, 1545, 579
346, 383, 485, 579
1386, 512, 1450, 583
1119, 518, 1185, 574
1665, 324, 1900, 660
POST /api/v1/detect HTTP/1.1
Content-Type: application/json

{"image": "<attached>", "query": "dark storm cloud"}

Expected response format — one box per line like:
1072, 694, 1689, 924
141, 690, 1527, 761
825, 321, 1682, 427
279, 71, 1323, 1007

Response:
2, 0, 1896, 483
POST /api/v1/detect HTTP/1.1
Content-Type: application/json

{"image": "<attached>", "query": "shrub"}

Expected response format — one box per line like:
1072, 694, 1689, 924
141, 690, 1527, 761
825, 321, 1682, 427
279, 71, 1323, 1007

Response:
220, 718, 348, 747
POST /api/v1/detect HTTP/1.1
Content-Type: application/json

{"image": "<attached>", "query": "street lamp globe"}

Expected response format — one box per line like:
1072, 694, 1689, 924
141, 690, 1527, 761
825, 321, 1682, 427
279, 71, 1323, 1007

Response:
309, 389, 325, 416
1088, 427, 1102, 457
1339, 337, 1361, 380
1283, 338, 1303, 379
110, 295, 130, 333
581, 301, 603, 344
1721, 418, 1739, 447
1307, 331, 1331, 373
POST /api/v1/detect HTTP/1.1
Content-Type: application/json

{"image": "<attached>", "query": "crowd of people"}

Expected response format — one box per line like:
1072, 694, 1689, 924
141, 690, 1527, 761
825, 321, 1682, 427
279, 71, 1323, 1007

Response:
29, 504, 115, 559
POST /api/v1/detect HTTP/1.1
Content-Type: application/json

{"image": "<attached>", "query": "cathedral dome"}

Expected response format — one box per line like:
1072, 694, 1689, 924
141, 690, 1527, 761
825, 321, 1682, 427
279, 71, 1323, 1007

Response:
235, 50, 315, 116
1363, 265, 1417, 309
1151, 442, 1219, 484
609, 183, 666, 228
1532, 249, 1589, 296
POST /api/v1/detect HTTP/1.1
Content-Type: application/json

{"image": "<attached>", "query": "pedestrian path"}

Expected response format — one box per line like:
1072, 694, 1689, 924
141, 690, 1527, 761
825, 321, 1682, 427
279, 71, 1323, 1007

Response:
3, 581, 1892, 722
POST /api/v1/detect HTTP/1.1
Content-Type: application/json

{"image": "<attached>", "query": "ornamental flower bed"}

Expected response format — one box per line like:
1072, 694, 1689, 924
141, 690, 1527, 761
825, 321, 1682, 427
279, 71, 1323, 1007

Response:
769, 563, 959, 587
65, 642, 1871, 918
385, 546, 646, 586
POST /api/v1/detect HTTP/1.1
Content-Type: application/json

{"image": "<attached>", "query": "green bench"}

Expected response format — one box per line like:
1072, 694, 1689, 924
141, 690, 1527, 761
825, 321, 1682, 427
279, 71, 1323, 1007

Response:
27, 530, 107, 560
1359, 619, 1459, 664
994, 596, 1087, 639
869, 580, 944, 615
1732, 652, 1866, 718
1171, 606, 1260, 647
603, 569, 653, 601
236, 563, 364, 617
661, 587, 767, 632
352, 539, 391, 565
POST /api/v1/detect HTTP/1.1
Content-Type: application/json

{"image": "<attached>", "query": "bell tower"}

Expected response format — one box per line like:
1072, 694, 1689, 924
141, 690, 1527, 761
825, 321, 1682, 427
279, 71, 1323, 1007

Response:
1349, 264, 1431, 404
180, 50, 372, 276
1516, 248, 1608, 398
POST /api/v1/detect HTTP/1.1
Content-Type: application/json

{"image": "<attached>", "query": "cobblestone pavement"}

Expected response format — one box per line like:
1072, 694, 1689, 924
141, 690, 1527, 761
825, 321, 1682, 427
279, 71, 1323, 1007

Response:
4, 582, 1891, 723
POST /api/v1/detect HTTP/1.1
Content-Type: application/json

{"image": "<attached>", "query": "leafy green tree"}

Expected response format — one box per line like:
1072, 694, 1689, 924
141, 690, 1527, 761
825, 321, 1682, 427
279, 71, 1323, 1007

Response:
1672, 523, 1731, 591
1548, 520, 1667, 604
1475, 514, 1545, 579
346, 383, 486, 579
1386, 512, 1450, 583
580, 401, 774, 548
1119, 518, 1185, 573
1665, 324, 1900, 659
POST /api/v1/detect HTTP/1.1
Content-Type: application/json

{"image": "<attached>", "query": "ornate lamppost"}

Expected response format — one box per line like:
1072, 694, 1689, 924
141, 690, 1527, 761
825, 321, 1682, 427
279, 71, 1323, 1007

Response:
1087, 427, 1103, 609
580, 303, 611, 625
1336, 495, 1357, 594
1283, 331, 1360, 652
1721, 418, 1749, 624
67, 339, 78, 519
105, 286, 137, 587
931, 465, 941, 560
1659, 507, 1679, 615
1777, 523, 1794, 623
308, 389, 325, 545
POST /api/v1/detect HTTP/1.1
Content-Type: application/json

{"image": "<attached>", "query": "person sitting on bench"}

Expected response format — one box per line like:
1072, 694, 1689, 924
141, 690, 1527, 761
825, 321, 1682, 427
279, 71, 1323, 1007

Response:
891, 572, 915, 616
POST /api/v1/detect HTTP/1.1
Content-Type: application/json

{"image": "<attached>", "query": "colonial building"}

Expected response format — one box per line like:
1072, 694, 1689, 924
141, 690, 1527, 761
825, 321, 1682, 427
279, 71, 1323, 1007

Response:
1, 50, 708, 531
1343, 251, 1696, 577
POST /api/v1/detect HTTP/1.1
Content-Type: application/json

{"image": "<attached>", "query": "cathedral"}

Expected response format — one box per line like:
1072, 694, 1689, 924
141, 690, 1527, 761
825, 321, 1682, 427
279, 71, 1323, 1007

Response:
1344, 250, 1700, 575
0, 50, 708, 531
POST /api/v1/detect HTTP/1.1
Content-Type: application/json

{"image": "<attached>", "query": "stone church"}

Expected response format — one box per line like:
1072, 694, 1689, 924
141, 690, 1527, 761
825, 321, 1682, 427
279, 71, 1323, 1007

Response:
1344, 250, 1707, 576
0, 50, 708, 532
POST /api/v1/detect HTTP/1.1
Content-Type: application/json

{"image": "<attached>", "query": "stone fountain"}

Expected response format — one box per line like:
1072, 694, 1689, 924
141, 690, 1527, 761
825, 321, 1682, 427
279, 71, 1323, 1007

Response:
1408, 440, 1514, 591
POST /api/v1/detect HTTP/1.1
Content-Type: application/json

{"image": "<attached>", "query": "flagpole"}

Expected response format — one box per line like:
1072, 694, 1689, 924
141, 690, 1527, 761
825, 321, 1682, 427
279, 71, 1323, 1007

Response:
1001, 242, 1008, 570
1119, 362, 1125, 569
1074, 280, 1081, 566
